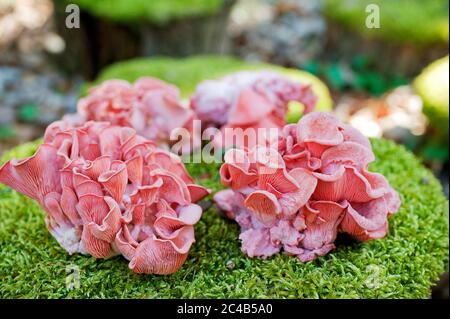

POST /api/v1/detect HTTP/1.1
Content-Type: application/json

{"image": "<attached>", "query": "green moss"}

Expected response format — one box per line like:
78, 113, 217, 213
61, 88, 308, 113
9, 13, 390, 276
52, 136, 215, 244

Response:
94, 55, 333, 123
324, 0, 449, 45
64, 0, 225, 25
414, 55, 449, 139
0, 138, 448, 298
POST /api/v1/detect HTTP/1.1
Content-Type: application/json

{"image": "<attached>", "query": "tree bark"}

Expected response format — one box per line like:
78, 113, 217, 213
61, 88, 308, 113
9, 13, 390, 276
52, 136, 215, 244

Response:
52, 2, 235, 80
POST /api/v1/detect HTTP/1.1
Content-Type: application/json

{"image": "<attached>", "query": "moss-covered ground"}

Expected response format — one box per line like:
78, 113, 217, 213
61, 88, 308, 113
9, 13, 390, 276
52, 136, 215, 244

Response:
414, 56, 449, 137
0, 138, 448, 298
324, 0, 449, 46
63, 0, 226, 25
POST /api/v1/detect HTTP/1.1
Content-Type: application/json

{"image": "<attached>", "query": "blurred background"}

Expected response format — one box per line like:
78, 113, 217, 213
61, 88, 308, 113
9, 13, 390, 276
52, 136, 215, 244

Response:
0, 0, 448, 297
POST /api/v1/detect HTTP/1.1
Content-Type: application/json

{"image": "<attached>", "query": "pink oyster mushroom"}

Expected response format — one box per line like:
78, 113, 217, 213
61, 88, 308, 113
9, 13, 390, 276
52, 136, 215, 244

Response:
214, 112, 400, 262
0, 121, 209, 274
62, 77, 197, 152
190, 70, 317, 149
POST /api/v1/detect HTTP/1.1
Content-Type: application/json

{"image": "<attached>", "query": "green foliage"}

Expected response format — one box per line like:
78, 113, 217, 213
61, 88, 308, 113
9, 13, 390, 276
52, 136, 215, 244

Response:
18, 103, 39, 122
414, 55, 449, 161
0, 138, 448, 298
94, 55, 333, 123
301, 56, 409, 96
414, 56, 449, 138
0, 126, 16, 140
65, 0, 226, 25
324, 0, 449, 45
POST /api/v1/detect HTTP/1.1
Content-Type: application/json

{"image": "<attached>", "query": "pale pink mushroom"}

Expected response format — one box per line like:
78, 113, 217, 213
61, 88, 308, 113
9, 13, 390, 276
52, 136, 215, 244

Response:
61, 77, 197, 151
214, 112, 400, 262
191, 70, 317, 149
0, 121, 209, 274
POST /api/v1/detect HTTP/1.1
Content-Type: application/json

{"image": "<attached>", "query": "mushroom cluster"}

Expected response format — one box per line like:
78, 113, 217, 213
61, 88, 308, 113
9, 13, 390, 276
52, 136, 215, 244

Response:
214, 112, 400, 261
191, 70, 317, 149
64, 77, 196, 150
0, 121, 209, 274
0, 72, 401, 273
